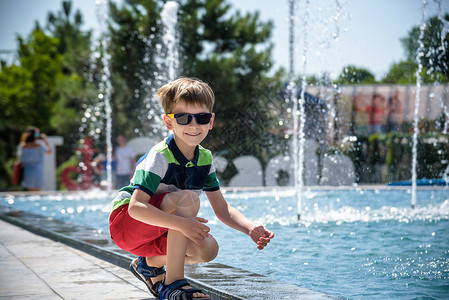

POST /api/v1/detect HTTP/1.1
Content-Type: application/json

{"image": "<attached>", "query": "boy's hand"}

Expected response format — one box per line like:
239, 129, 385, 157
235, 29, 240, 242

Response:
249, 225, 274, 250
179, 217, 210, 245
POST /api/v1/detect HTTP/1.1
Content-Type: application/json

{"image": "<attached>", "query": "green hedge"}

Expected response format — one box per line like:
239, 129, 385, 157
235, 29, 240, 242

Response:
344, 132, 449, 183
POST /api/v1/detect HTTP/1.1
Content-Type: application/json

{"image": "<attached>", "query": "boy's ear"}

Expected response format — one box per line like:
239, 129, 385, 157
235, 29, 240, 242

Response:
209, 113, 215, 130
163, 114, 173, 130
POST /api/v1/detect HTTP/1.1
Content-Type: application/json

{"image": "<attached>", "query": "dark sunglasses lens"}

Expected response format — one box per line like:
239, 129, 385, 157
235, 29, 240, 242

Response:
176, 114, 192, 125
196, 113, 212, 124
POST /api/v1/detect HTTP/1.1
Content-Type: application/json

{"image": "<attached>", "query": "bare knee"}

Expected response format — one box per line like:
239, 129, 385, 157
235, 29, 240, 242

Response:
161, 190, 200, 217
201, 237, 219, 262
188, 236, 219, 263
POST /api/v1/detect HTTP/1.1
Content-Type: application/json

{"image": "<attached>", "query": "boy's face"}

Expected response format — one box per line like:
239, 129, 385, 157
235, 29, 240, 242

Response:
163, 100, 215, 150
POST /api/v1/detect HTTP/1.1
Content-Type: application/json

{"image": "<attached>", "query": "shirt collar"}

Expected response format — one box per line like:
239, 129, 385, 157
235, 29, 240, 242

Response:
166, 134, 199, 166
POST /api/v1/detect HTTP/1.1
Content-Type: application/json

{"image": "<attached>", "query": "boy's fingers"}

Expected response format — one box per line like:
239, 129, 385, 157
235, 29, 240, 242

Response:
200, 230, 209, 238
201, 223, 210, 232
259, 236, 271, 243
257, 240, 269, 247
196, 217, 209, 223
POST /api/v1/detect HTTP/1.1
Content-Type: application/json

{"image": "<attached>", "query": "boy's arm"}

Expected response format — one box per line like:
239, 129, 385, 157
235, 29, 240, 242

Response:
206, 190, 274, 250
128, 189, 210, 245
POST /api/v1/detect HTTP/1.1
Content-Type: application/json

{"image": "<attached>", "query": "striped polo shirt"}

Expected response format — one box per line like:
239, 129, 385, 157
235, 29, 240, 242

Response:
111, 134, 220, 211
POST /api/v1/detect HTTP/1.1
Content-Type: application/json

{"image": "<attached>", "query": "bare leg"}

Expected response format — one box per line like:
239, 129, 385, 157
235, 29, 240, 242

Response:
146, 234, 218, 266
144, 232, 218, 286
145, 255, 165, 285
158, 191, 214, 298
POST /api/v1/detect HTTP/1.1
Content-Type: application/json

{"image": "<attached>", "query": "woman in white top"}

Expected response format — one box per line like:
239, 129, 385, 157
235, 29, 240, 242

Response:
115, 134, 136, 188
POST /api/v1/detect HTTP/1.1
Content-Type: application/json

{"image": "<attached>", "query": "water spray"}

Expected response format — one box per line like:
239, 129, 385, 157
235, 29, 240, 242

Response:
161, 1, 179, 81
411, 0, 428, 209
288, 0, 301, 221
96, 0, 113, 193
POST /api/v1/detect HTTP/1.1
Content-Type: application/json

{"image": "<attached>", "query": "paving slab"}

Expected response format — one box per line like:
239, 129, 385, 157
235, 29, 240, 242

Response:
0, 220, 154, 300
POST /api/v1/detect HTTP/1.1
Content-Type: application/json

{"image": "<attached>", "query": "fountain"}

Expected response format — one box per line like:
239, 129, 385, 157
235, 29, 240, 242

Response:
136, 0, 179, 142
63, 0, 114, 192
288, 0, 449, 216
161, 1, 179, 81
290, 0, 345, 219
411, 1, 428, 209
288, 0, 300, 219
67, 0, 179, 191
95, 0, 114, 193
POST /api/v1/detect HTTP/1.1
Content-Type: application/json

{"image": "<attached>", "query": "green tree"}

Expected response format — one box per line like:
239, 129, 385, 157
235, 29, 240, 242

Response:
177, 0, 285, 171
0, 27, 63, 188
400, 14, 449, 82
381, 60, 417, 84
46, 1, 97, 150
0, 1, 96, 189
108, 0, 164, 138
335, 65, 377, 85
107, 0, 286, 180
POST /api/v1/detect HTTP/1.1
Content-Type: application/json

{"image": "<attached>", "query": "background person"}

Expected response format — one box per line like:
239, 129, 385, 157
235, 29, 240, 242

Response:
387, 90, 404, 132
19, 127, 52, 191
354, 92, 387, 134
115, 134, 136, 189
92, 145, 116, 188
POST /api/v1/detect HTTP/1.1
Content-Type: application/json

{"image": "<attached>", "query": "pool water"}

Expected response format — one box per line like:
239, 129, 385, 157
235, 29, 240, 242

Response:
1, 188, 448, 299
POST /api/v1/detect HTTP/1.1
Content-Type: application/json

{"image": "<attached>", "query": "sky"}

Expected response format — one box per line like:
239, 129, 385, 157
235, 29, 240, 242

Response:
0, 0, 448, 80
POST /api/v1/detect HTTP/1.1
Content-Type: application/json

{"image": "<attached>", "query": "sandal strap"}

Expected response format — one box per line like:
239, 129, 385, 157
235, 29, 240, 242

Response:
159, 279, 205, 300
136, 257, 165, 279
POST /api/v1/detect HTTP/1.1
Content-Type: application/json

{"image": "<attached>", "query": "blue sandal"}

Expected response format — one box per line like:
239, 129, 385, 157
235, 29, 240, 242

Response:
158, 278, 210, 300
129, 257, 165, 297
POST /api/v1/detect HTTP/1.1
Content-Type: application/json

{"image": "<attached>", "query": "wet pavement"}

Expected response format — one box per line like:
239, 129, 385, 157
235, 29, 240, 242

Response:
0, 203, 338, 299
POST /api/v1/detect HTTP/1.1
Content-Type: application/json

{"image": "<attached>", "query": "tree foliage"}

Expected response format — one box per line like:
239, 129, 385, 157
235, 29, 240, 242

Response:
382, 60, 417, 84
0, 2, 94, 189
10, 2, 449, 188
177, 0, 285, 166
108, 0, 164, 138
335, 65, 377, 85
401, 14, 449, 80
107, 0, 286, 171
46, 1, 97, 150
0, 27, 63, 188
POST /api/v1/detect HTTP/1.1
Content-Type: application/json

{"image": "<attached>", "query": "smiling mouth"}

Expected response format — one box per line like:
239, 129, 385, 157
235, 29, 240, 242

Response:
186, 132, 201, 137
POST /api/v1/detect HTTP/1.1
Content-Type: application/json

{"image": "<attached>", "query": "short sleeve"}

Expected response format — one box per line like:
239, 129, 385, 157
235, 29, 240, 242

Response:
133, 150, 168, 196
203, 161, 220, 191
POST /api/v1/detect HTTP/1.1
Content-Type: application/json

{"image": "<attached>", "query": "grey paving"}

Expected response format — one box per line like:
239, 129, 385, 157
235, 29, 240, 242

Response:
0, 220, 154, 300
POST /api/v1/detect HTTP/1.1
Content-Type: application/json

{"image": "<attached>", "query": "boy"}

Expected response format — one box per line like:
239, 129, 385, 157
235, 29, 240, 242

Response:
109, 77, 274, 299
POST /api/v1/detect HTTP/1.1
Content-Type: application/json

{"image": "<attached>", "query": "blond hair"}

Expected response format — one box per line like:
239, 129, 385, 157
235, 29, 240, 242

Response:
156, 77, 215, 113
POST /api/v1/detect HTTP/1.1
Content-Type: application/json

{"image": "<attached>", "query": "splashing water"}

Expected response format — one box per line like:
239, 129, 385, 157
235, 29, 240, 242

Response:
95, 0, 113, 193
411, 1, 428, 209
161, 1, 179, 81
137, 0, 180, 140
296, 0, 310, 220
288, 0, 301, 220
290, 0, 310, 221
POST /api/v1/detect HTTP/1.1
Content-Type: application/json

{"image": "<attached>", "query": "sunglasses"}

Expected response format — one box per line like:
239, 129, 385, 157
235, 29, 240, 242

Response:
166, 113, 213, 125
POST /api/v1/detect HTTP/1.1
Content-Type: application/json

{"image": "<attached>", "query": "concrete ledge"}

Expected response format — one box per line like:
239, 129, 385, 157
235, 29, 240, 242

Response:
0, 205, 338, 299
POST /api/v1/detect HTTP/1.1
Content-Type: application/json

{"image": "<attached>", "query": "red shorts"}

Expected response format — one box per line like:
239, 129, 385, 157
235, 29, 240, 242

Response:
109, 193, 169, 257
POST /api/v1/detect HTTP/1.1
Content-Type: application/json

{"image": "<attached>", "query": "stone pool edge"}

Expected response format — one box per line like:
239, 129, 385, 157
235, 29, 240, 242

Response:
0, 207, 338, 299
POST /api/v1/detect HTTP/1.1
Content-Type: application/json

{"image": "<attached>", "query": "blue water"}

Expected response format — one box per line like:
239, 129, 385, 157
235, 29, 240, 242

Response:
1, 188, 448, 299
